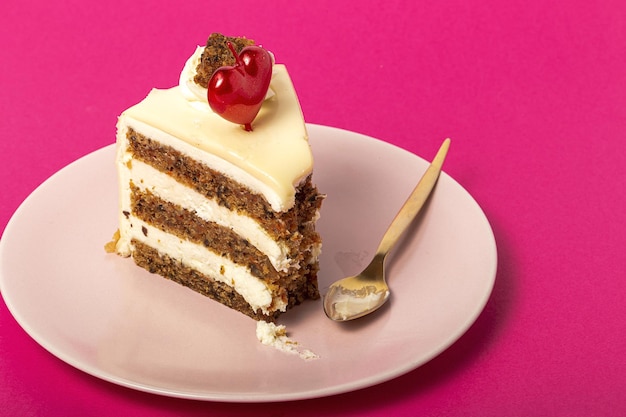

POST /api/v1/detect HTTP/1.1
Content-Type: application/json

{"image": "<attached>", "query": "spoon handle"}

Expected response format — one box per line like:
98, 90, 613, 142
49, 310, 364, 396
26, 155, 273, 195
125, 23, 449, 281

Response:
376, 138, 450, 257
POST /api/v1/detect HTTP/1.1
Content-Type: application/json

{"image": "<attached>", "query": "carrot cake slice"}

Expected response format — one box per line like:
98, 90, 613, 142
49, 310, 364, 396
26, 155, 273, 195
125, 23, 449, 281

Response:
110, 34, 323, 321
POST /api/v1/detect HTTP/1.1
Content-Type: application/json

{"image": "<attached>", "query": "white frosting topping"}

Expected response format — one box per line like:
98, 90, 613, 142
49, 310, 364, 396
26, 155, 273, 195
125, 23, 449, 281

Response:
121, 47, 312, 212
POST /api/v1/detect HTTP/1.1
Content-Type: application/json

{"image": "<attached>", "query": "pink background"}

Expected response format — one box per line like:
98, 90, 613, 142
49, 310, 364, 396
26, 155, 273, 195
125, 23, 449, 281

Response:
1, 1, 625, 416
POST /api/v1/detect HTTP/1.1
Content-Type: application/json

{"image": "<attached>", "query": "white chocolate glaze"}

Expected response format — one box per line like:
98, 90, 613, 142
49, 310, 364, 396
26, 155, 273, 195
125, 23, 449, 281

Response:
120, 56, 311, 212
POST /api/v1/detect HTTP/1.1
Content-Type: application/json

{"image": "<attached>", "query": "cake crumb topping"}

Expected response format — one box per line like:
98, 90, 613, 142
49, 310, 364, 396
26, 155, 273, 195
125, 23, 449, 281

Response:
256, 321, 319, 361
194, 33, 255, 88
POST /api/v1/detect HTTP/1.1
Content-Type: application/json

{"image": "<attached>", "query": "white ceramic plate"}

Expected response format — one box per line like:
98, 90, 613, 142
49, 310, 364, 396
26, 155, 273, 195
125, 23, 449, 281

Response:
0, 124, 496, 402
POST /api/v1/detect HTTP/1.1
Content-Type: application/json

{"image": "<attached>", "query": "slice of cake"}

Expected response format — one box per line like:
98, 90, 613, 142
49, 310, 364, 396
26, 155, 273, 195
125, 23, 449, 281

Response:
110, 34, 323, 322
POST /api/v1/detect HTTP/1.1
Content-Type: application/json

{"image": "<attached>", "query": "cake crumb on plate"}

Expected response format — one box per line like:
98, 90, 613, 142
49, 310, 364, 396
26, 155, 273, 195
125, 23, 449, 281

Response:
256, 321, 319, 361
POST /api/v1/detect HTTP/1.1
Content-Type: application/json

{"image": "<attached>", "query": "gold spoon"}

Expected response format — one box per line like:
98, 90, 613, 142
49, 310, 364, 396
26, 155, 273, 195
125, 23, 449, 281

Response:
323, 138, 451, 321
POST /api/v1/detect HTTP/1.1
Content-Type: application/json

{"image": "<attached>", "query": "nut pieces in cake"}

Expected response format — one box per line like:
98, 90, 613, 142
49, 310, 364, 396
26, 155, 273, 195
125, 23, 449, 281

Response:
208, 42, 273, 131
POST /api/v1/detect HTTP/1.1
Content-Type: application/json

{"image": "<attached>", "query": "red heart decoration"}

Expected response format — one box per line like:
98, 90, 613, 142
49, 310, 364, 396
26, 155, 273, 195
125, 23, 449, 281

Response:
207, 43, 273, 131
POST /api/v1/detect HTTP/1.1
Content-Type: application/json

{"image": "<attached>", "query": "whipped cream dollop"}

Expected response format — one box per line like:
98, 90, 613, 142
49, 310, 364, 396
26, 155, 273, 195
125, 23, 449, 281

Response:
179, 46, 209, 108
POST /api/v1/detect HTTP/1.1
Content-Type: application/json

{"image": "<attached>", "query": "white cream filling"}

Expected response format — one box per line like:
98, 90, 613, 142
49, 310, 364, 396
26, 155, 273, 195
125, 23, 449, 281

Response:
127, 159, 293, 272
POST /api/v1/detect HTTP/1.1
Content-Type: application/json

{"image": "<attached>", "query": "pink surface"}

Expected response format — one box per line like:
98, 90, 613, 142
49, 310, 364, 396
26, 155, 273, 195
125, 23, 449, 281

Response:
1, 0, 624, 416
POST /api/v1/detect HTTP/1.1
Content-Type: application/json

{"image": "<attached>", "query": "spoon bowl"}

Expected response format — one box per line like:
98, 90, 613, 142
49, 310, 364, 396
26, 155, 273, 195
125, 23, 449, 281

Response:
323, 139, 450, 321
323, 254, 390, 321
